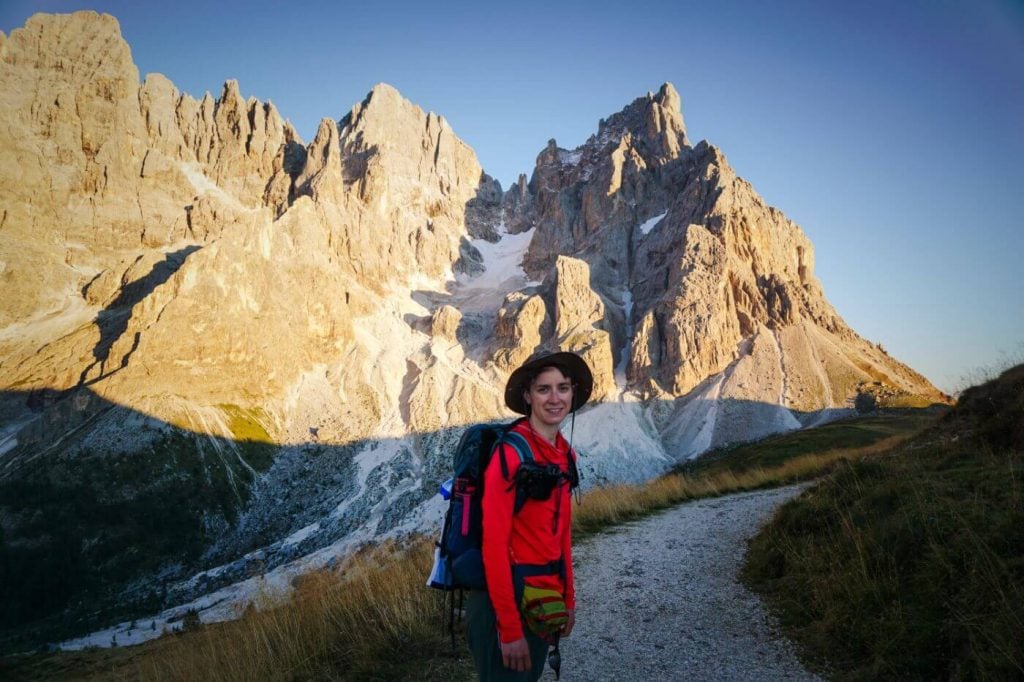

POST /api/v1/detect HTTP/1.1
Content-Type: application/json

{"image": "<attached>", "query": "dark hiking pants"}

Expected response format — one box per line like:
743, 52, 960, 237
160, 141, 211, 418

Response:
466, 589, 548, 682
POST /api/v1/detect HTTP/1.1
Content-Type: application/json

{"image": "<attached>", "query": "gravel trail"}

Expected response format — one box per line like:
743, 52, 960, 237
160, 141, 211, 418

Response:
543, 485, 820, 681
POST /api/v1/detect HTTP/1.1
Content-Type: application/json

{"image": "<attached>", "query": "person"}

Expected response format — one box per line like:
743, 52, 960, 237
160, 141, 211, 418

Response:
466, 351, 593, 681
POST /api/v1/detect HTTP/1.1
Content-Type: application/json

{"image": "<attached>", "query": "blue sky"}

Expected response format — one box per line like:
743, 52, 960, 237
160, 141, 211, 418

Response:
3, 0, 1022, 393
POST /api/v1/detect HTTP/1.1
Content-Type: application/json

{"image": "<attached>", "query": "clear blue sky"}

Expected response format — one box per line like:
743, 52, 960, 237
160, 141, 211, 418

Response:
3, 0, 1022, 394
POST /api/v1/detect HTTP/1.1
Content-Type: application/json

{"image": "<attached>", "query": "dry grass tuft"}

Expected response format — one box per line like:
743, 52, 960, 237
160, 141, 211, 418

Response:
128, 539, 470, 681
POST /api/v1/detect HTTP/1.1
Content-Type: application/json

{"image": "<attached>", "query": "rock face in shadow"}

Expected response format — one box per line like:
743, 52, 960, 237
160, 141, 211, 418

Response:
0, 10, 950, 645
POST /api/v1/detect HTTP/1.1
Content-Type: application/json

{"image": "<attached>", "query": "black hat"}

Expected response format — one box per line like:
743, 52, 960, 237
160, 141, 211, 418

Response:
504, 351, 594, 415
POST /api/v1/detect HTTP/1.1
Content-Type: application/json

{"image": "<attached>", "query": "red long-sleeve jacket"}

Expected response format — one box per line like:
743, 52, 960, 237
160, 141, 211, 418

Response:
481, 420, 576, 643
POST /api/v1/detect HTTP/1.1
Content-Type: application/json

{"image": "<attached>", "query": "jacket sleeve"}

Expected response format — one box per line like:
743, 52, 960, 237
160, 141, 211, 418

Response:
481, 442, 523, 643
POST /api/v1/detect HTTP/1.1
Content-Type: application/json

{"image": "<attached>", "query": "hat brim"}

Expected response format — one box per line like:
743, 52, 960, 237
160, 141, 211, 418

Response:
504, 351, 594, 415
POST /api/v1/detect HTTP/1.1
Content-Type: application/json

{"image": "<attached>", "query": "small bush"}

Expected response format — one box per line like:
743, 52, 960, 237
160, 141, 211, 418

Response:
181, 609, 201, 633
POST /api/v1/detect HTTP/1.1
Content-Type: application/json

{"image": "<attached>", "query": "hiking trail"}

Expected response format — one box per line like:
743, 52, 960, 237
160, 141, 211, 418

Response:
544, 485, 820, 680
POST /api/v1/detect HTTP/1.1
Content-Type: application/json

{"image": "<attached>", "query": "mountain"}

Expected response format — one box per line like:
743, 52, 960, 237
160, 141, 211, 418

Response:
0, 11, 947, 647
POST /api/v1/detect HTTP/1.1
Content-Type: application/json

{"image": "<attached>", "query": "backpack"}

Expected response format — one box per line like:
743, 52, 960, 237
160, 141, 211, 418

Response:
427, 418, 532, 592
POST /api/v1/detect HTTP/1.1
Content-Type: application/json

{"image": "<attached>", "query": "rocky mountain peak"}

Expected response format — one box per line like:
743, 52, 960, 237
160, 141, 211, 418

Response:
2, 11, 132, 76
340, 82, 452, 149
357, 82, 414, 115
589, 81, 689, 165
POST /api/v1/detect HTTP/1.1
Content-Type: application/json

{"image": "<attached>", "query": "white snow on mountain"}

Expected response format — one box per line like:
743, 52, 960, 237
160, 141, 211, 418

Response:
639, 211, 667, 235
457, 224, 535, 292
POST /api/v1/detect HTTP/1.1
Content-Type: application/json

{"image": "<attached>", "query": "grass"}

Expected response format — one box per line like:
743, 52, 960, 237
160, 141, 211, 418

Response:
681, 410, 939, 477
0, 407, 948, 680
744, 442, 1024, 679
127, 540, 472, 681
1, 540, 474, 681
217, 403, 277, 471
217, 404, 270, 443
572, 434, 917, 537
743, 367, 1024, 679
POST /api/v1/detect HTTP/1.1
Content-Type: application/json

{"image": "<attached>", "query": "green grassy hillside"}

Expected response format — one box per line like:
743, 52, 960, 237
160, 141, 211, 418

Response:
744, 365, 1024, 679
680, 410, 940, 477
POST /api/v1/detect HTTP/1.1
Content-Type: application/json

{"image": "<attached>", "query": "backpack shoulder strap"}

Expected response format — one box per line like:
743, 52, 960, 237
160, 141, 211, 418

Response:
501, 431, 532, 463
496, 420, 533, 481
500, 428, 537, 515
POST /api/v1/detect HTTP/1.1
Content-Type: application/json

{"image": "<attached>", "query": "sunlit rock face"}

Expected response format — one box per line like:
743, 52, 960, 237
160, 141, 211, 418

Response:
0, 11, 947, 646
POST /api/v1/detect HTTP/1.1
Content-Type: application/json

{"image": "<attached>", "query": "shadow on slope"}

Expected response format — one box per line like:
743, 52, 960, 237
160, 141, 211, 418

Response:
78, 246, 201, 387
679, 408, 947, 478
0, 380, 939, 654
0, 384, 463, 652
0, 387, 274, 652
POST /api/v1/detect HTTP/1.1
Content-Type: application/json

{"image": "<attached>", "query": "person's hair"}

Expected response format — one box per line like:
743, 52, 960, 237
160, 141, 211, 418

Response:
525, 362, 575, 390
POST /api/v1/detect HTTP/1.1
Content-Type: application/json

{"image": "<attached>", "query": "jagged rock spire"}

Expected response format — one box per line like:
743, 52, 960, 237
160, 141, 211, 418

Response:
592, 82, 689, 165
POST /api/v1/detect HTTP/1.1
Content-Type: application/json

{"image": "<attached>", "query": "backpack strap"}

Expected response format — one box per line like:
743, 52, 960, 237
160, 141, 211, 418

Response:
496, 422, 532, 482
497, 427, 537, 515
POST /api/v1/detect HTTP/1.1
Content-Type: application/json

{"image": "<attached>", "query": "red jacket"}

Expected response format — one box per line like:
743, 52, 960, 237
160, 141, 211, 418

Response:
481, 420, 576, 643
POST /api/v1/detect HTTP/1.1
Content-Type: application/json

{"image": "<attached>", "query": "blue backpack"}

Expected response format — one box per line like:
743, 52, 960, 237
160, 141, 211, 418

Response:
427, 418, 532, 591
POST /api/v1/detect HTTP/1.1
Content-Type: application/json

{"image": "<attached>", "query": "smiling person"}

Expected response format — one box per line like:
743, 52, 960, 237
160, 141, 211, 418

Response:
466, 351, 593, 681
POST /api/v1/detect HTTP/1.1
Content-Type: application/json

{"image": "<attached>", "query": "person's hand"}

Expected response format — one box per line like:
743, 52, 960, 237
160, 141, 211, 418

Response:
500, 637, 531, 671
562, 609, 576, 637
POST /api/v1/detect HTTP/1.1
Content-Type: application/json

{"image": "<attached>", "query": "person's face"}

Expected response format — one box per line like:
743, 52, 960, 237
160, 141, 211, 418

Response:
524, 367, 574, 427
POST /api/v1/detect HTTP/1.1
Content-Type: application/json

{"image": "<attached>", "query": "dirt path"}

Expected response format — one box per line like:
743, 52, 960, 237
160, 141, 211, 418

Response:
543, 485, 820, 681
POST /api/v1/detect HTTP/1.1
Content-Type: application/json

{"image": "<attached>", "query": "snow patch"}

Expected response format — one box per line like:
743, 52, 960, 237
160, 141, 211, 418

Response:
453, 222, 538, 313
639, 211, 667, 236
282, 522, 321, 548
457, 224, 534, 292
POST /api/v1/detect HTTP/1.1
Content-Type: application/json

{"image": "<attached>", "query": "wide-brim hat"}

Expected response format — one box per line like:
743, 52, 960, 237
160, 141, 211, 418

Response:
504, 351, 594, 415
